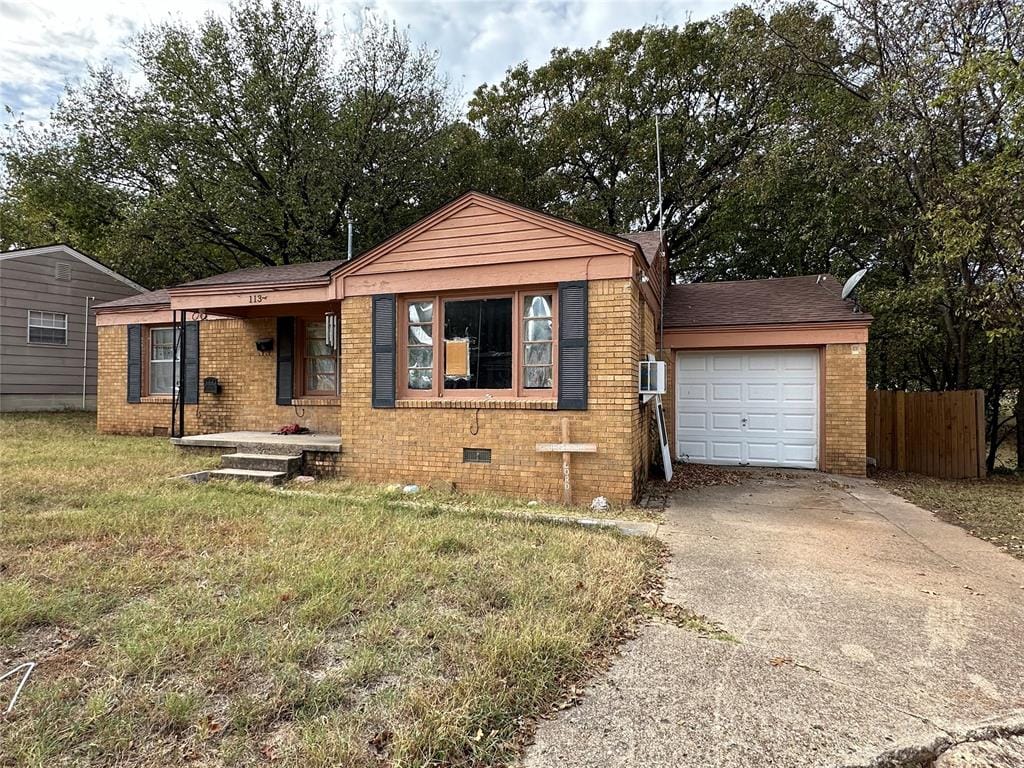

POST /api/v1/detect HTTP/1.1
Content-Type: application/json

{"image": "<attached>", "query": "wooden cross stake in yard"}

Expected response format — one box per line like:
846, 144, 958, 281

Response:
536, 417, 598, 505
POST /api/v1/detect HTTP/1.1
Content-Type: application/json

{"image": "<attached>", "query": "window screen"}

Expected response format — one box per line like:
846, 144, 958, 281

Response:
27, 311, 67, 345
444, 298, 512, 390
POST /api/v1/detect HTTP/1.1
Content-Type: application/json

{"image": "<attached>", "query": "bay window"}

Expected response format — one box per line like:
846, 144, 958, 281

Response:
400, 289, 556, 398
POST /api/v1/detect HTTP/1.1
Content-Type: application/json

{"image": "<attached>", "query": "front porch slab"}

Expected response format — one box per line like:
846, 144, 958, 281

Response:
171, 431, 342, 453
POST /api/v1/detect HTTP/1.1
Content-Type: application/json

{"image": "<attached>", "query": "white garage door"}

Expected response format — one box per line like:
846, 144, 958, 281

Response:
676, 349, 819, 469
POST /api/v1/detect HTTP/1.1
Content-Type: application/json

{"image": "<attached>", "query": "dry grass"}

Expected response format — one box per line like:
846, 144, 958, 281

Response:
0, 413, 660, 767
879, 471, 1024, 560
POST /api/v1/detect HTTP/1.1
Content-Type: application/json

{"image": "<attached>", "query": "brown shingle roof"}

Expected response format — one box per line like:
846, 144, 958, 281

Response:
94, 289, 171, 310
176, 259, 345, 289
664, 274, 871, 327
617, 231, 662, 265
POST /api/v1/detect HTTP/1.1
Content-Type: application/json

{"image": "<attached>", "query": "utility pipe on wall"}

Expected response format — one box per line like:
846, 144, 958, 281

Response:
81, 296, 95, 409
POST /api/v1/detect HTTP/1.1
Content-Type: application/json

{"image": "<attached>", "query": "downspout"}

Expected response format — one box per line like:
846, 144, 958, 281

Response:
81, 296, 94, 409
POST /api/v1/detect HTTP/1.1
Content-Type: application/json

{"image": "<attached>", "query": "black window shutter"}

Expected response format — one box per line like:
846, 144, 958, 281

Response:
276, 316, 294, 405
557, 281, 588, 410
183, 321, 200, 404
372, 294, 396, 408
127, 324, 142, 403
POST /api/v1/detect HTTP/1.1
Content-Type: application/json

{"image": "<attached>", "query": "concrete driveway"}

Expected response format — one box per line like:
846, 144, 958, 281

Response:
526, 471, 1024, 767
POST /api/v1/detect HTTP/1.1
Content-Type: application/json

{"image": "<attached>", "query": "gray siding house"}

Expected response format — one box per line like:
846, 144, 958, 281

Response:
1, 244, 145, 411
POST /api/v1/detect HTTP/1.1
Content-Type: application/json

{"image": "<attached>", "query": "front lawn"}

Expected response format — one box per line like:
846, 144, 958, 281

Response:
0, 413, 659, 767
879, 471, 1024, 560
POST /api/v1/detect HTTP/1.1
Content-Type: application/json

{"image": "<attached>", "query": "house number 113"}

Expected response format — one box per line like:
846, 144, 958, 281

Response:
249, 294, 267, 304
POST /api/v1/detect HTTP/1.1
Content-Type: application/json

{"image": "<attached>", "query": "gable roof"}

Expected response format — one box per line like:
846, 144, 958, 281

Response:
664, 274, 871, 327
1, 243, 147, 292
333, 191, 646, 279
175, 259, 345, 290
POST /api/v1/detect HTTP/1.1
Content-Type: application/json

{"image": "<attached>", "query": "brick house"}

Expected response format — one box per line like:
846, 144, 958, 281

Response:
94, 192, 870, 503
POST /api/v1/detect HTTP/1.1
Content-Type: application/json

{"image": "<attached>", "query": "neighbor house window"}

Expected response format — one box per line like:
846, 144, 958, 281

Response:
148, 326, 179, 395
300, 319, 338, 395
400, 290, 556, 398
27, 311, 68, 345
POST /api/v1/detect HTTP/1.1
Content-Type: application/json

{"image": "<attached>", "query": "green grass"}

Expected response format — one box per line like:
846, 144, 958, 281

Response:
880, 471, 1024, 559
0, 413, 660, 767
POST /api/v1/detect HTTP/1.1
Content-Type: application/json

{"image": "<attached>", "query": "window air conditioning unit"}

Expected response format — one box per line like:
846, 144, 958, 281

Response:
638, 359, 667, 397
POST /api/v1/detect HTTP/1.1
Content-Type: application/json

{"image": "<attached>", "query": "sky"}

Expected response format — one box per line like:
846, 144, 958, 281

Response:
0, 0, 734, 124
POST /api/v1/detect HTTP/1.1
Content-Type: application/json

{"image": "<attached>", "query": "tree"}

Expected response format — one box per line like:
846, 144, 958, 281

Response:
767, 0, 1023, 469
1, 0, 455, 287
466, 5, 841, 274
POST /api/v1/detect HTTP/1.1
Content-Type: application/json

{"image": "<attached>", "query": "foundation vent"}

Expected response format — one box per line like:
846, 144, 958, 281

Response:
462, 447, 491, 464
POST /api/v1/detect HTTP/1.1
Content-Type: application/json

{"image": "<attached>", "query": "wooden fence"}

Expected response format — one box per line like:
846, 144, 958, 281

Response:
866, 389, 986, 479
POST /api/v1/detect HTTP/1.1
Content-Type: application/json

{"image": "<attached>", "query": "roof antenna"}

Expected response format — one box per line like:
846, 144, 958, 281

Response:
655, 111, 666, 356
655, 112, 664, 236
346, 203, 354, 261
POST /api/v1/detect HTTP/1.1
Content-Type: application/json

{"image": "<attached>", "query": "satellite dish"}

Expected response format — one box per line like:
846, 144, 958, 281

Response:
841, 268, 868, 301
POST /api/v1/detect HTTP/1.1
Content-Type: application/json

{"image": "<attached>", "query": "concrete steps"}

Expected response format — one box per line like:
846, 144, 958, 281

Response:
221, 453, 302, 474
208, 468, 288, 485
208, 452, 303, 485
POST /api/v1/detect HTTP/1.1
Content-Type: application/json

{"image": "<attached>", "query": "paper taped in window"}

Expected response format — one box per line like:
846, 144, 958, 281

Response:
445, 338, 471, 379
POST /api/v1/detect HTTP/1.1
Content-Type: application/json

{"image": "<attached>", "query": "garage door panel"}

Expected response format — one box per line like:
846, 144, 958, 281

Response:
710, 441, 742, 461
712, 354, 743, 371
679, 412, 707, 430
747, 383, 779, 402
745, 412, 780, 432
676, 349, 819, 470
782, 413, 816, 434
748, 355, 780, 372
746, 441, 782, 463
712, 383, 742, 401
679, 355, 708, 372
782, 383, 816, 403
782, 444, 817, 465
783, 353, 816, 371
679, 383, 707, 402
678, 441, 708, 460
711, 412, 744, 431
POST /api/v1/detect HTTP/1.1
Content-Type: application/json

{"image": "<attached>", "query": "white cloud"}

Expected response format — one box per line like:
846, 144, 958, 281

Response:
1, 0, 735, 123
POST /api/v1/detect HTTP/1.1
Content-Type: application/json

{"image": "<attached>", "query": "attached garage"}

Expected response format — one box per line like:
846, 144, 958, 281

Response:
662, 275, 873, 476
675, 349, 819, 469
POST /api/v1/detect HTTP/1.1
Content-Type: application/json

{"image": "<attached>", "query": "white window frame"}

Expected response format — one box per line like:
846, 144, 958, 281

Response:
26, 310, 68, 346
148, 326, 179, 396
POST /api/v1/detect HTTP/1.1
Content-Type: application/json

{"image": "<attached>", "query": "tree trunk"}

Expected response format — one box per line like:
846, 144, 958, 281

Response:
1016, 387, 1024, 472
985, 384, 1003, 474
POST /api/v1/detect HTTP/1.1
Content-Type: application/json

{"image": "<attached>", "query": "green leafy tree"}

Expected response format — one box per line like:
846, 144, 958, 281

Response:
467, 5, 838, 272
1, 0, 455, 286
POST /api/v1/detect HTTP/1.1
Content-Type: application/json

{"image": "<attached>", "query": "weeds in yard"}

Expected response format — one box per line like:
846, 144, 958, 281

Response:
0, 413, 660, 766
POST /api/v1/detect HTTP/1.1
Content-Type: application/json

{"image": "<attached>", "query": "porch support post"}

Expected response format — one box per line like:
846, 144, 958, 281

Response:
170, 311, 179, 437
178, 310, 186, 438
